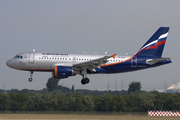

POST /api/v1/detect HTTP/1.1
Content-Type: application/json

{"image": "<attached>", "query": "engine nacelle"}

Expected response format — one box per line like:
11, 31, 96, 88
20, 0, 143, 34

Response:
53, 66, 78, 79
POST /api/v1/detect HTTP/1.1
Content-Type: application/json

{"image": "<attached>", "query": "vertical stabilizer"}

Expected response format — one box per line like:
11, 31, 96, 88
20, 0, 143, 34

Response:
135, 27, 169, 57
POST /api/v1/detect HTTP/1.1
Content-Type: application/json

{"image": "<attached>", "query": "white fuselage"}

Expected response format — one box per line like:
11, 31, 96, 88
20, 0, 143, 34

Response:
7, 52, 131, 72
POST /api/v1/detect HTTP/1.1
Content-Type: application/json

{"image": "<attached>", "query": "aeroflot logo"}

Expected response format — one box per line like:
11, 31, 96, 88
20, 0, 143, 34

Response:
42, 53, 68, 56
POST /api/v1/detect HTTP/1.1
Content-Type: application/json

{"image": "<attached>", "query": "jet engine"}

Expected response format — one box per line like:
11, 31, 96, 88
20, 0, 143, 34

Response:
53, 66, 78, 79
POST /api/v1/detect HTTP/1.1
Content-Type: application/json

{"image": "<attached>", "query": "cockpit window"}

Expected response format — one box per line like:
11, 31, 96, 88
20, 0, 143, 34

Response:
14, 55, 23, 59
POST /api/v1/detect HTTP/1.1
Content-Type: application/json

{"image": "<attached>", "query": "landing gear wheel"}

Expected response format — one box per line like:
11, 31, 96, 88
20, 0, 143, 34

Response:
85, 78, 89, 84
81, 79, 85, 85
28, 78, 33, 82
81, 78, 90, 85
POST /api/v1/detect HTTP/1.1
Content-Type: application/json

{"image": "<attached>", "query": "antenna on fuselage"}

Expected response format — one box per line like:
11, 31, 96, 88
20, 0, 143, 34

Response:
33, 49, 35, 52
105, 51, 107, 54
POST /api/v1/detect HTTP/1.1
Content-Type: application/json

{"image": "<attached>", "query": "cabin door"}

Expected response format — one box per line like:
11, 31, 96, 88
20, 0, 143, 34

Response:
131, 56, 137, 67
29, 53, 34, 63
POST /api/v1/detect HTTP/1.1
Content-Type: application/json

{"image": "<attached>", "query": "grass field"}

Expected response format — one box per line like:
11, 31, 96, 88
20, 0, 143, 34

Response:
0, 114, 180, 120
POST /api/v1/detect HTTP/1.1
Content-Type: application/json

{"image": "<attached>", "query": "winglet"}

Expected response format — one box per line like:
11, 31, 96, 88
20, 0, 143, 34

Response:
111, 54, 116, 59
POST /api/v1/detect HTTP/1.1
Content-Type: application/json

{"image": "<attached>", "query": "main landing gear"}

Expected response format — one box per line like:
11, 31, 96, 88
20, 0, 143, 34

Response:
81, 69, 90, 85
28, 71, 33, 82
81, 77, 90, 85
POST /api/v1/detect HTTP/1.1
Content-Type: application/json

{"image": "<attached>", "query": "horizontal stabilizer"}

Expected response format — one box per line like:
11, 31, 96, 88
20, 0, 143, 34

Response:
146, 57, 170, 65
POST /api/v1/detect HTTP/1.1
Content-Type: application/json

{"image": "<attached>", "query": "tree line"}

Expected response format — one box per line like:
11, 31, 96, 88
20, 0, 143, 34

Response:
0, 91, 180, 112
1, 78, 180, 112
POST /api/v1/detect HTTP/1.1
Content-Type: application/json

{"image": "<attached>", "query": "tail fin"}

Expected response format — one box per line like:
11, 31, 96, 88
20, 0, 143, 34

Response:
135, 27, 169, 57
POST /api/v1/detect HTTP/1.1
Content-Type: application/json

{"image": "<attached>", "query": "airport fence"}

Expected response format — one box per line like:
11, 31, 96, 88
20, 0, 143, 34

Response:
0, 111, 147, 116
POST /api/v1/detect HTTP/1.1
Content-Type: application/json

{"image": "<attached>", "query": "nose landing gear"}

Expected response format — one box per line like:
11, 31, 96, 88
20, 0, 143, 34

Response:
28, 78, 33, 82
28, 71, 33, 82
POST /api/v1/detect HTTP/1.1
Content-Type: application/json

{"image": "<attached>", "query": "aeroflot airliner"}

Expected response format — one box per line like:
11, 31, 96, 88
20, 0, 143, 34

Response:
6, 27, 172, 85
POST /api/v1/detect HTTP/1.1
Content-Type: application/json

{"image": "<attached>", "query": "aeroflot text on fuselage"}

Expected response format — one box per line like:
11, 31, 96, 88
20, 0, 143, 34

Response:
6, 27, 172, 85
42, 53, 68, 56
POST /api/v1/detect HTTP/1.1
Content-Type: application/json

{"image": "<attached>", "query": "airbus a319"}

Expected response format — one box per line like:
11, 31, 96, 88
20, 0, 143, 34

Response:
6, 27, 172, 85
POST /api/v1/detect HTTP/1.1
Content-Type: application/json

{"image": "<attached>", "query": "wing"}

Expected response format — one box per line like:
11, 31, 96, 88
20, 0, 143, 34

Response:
73, 54, 116, 72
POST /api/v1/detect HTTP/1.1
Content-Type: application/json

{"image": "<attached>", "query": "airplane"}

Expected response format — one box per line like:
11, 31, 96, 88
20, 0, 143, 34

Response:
6, 27, 172, 85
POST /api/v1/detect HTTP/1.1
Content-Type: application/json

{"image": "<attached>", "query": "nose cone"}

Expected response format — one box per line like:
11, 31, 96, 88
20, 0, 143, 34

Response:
6, 59, 14, 68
